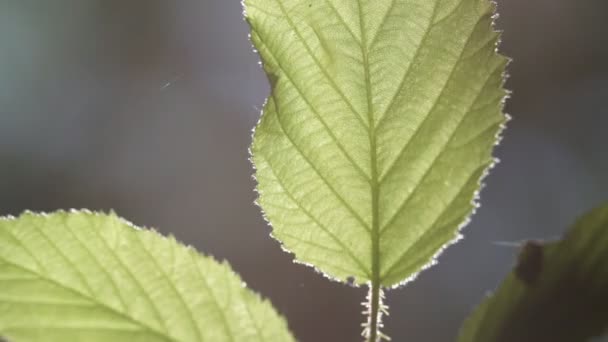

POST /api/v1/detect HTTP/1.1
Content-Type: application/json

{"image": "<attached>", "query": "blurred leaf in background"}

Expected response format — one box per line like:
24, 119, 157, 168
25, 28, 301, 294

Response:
460, 204, 608, 342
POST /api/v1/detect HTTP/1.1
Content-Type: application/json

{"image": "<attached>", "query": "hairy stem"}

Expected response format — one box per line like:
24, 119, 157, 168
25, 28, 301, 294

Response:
363, 283, 388, 342
368, 283, 380, 342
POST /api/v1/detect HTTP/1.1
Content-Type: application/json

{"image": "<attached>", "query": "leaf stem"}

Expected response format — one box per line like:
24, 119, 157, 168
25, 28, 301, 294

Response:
368, 282, 380, 342
363, 282, 389, 342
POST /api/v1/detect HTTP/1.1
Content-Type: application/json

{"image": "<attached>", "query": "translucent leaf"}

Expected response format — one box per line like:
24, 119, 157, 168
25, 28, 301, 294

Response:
0, 211, 295, 342
459, 204, 608, 342
245, 0, 508, 287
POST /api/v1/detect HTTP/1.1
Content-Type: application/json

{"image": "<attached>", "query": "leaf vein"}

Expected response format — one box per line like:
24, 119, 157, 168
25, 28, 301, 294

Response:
280, 231, 344, 254
381, 163, 489, 280
373, 1, 441, 130
268, 92, 372, 233
190, 250, 236, 342
32, 220, 96, 296
322, 0, 362, 47
272, 0, 369, 130
378, 13, 490, 182
88, 222, 170, 334
253, 30, 372, 183
380, 60, 503, 234
0, 226, 48, 275
131, 233, 204, 342
0, 257, 176, 342
263, 154, 371, 278
62, 216, 129, 312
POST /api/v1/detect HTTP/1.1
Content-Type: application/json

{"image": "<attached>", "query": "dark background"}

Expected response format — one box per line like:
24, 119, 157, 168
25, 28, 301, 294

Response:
1, 1, 606, 341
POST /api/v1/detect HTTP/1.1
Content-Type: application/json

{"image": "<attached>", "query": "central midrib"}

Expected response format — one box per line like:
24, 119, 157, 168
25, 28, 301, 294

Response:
356, 0, 381, 340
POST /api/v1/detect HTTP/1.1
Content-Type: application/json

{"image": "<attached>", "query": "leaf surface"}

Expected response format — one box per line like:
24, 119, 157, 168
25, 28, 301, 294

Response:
459, 204, 608, 342
245, 0, 508, 286
0, 211, 295, 342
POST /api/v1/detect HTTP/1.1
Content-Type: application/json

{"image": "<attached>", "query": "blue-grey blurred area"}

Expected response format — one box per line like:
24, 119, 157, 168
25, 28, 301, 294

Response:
0, 1, 606, 341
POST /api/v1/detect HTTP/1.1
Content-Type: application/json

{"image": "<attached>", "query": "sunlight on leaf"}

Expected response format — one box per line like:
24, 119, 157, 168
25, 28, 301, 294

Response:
0, 211, 295, 342
245, 0, 508, 288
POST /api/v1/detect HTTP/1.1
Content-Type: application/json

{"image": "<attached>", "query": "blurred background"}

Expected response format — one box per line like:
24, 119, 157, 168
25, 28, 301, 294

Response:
0, 0, 606, 341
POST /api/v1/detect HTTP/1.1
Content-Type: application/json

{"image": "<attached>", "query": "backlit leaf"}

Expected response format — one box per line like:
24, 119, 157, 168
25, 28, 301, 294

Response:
245, 0, 508, 287
0, 211, 295, 342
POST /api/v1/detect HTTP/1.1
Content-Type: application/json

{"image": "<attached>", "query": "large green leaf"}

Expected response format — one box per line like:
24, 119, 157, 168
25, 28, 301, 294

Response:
459, 204, 608, 342
245, 0, 508, 287
0, 211, 295, 342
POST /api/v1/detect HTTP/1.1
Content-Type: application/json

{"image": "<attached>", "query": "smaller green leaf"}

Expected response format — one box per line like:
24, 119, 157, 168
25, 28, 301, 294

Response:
459, 204, 608, 342
0, 211, 295, 342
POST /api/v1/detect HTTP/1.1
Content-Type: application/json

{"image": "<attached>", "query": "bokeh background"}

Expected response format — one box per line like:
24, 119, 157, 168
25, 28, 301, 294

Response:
1, 1, 606, 341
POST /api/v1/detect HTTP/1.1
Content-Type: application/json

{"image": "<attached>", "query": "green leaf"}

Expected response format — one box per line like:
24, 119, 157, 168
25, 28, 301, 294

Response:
0, 211, 295, 342
459, 204, 608, 342
245, 0, 508, 288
